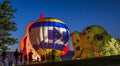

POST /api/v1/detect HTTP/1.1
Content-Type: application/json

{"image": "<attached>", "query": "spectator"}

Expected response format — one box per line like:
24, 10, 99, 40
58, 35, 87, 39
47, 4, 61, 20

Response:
28, 50, 33, 64
51, 49, 56, 62
14, 49, 19, 65
23, 54, 27, 64
19, 50, 23, 64
41, 55, 45, 62
46, 52, 51, 62
1, 50, 7, 63
4, 55, 10, 66
37, 57, 39, 62
9, 60, 12, 66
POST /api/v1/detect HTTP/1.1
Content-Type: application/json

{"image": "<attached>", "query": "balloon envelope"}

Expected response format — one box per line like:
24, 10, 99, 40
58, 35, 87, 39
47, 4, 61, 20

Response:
20, 17, 70, 56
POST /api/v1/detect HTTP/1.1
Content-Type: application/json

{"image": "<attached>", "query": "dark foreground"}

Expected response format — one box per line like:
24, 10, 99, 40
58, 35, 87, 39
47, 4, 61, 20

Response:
18, 55, 120, 66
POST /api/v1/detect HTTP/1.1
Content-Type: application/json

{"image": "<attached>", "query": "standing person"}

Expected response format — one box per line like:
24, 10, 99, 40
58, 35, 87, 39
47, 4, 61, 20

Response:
36, 57, 39, 63
14, 49, 19, 65
9, 60, 12, 66
19, 50, 23, 64
46, 52, 51, 62
28, 50, 33, 64
46, 53, 49, 62
1, 50, 7, 64
4, 56, 9, 66
41, 55, 45, 62
51, 49, 55, 62
23, 54, 27, 64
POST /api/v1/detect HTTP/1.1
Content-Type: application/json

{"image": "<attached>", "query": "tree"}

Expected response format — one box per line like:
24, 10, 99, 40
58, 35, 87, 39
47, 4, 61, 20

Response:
0, 0, 17, 50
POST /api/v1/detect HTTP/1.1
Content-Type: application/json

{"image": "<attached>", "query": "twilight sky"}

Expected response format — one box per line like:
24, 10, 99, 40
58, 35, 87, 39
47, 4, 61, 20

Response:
1, 0, 120, 51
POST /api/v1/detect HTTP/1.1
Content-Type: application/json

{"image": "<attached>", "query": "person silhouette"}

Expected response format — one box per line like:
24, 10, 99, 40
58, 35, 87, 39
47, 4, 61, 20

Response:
14, 49, 19, 65
1, 50, 7, 65
4, 55, 10, 66
19, 50, 23, 64
51, 49, 55, 62
23, 54, 27, 64
37, 57, 39, 62
28, 50, 33, 64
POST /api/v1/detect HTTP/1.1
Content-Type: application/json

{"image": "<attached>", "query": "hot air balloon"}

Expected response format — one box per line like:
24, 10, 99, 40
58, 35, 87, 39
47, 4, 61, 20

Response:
20, 16, 70, 60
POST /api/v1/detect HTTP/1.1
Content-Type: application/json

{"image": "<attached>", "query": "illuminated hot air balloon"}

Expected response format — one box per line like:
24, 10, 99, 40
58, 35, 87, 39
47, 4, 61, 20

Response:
20, 15, 70, 59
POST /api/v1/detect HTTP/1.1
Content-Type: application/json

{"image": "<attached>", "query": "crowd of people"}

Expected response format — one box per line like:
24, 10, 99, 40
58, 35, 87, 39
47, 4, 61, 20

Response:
0, 49, 56, 66
14, 49, 33, 64
0, 49, 34, 66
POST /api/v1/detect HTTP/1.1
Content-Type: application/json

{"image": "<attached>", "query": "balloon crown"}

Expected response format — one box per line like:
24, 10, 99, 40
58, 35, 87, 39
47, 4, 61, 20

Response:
40, 13, 44, 19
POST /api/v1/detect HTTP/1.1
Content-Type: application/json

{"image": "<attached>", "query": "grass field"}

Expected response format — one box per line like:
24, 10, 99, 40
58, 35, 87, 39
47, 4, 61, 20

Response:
18, 55, 120, 66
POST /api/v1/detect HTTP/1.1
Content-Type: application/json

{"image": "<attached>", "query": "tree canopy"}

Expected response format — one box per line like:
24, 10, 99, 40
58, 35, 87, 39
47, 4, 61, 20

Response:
0, 0, 18, 50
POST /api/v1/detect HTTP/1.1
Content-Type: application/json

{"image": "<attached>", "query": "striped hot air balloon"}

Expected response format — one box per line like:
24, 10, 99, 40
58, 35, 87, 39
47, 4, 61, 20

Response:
20, 17, 70, 58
